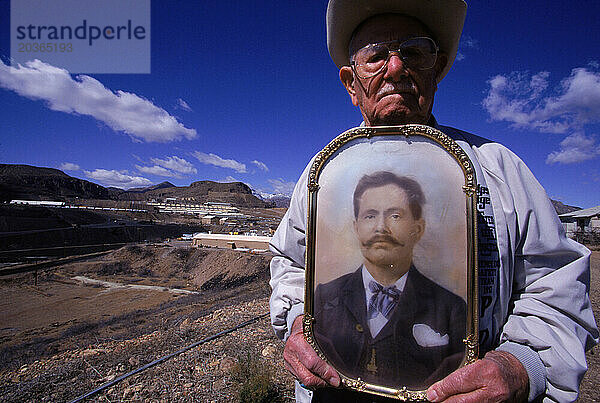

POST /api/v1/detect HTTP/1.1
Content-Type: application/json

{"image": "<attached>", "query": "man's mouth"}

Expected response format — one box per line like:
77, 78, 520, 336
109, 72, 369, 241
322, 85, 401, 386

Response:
376, 83, 416, 101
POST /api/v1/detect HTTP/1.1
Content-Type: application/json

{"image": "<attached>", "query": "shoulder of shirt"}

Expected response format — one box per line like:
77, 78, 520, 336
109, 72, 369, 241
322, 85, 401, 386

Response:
436, 124, 524, 166
437, 124, 495, 147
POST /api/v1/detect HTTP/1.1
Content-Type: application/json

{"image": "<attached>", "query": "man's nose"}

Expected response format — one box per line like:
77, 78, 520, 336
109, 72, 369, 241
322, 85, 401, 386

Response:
375, 215, 388, 232
384, 53, 408, 80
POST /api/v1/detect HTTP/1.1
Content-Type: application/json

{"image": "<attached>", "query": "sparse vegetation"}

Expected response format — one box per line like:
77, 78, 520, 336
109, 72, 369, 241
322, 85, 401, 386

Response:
97, 261, 131, 276
231, 353, 283, 403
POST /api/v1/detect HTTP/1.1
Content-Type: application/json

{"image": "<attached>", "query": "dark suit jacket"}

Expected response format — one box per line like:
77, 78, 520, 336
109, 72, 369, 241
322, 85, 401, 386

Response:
313, 266, 466, 397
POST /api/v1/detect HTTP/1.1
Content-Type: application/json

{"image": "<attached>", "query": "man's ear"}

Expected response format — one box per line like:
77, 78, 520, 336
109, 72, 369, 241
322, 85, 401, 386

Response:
412, 219, 425, 242
340, 66, 359, 106
434, 52, 449, 82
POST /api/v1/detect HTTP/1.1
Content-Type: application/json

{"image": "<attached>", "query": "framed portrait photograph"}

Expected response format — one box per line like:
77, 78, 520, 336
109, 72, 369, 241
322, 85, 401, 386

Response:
304, 125, 479, 400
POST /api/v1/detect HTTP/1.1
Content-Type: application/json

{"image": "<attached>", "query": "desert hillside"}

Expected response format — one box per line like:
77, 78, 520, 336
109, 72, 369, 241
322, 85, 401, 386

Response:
1, 246, 599, 402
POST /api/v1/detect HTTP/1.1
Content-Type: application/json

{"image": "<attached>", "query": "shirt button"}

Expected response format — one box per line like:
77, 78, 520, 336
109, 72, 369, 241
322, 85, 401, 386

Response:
356, 324, 364, 332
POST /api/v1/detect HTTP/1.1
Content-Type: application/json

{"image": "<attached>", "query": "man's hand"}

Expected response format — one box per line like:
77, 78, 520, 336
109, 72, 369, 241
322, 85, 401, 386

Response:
426, 350, 529, 402
283, 315, 341, 388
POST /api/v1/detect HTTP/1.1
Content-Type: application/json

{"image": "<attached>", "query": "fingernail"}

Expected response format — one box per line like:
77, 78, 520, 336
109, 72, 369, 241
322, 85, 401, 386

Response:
329, 377, 340, 387
426, 389, 438, 402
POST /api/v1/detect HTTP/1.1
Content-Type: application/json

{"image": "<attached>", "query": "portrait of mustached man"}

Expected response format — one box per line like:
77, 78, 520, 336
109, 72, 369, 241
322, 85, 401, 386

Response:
312, 172, 466, 399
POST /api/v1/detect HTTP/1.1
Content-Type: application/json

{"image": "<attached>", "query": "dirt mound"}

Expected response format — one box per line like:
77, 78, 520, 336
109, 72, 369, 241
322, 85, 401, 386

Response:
190, 249, 272, 290
78, 245, 272, 290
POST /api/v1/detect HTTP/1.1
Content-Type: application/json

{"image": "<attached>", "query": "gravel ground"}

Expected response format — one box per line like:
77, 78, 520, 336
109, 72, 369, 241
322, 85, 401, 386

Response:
578, 250, 600, 402
1, 297, 294, 402
1, 248, 598, 402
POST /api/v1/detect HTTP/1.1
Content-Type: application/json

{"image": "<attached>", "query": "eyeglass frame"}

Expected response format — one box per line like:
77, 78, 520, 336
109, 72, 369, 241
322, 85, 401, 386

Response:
349, 37, 440, 80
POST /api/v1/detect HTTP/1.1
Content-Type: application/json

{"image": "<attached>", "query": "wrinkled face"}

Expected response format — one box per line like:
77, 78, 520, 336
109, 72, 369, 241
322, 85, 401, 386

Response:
340, 14, 447, 126
354, 184, 425, 269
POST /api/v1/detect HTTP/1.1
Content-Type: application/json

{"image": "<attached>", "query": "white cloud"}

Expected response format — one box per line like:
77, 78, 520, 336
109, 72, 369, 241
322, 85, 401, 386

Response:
136, 156, 197, 178
84, 169, 152, 189
150, 156, 196, 174
0, 59, 197, 143
176, 98, 192, 112
483, 68, 600, 133
462, 36, 478, 49
268, 178, 296, 196
483, 67, 600, 164
222, 176, 240, 183
59, 162, 80, 171
192, 151, 247, 173
251, 160, 269, 172
136, 164, 179, 178
455, 35, 477, 62
546, 133, 600, 164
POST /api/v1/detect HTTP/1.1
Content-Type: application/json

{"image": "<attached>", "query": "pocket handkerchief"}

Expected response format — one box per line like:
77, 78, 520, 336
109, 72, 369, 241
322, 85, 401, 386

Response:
412, 323, 449, 347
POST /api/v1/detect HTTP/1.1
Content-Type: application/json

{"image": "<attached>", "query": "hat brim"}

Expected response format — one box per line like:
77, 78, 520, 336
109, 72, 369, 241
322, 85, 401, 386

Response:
327, 0, 467, 82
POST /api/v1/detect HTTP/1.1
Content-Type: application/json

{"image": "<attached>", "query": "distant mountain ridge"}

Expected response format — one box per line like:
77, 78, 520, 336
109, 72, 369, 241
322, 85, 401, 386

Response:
0, 164, 584, 213
0, 164, 113, 201
120, 180, 267, 207
252, 189, 291, 208
127, 181, 175, 193
0, 164, 268, 207
551, 200, 581, 215
0, 165, 70, 177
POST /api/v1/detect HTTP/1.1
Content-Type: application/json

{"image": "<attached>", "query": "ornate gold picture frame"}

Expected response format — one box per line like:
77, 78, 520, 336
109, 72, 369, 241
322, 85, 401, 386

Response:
304, 125, 478, 400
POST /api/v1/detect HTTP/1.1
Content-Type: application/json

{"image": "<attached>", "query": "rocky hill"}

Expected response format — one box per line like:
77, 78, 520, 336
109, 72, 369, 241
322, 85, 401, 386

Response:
260, 194, 291, 208
551, 199, 581, 215
119, 180, 269, 207
0, 164, 269, 208
0, 164, 113, 202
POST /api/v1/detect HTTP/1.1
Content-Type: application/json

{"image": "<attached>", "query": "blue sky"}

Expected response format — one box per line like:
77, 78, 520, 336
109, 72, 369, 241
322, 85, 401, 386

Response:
1, 1, 599, 207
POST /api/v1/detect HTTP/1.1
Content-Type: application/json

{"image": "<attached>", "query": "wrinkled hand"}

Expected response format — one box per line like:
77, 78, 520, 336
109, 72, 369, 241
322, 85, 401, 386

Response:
283, 315, 341, 388
426, 350, 529, 402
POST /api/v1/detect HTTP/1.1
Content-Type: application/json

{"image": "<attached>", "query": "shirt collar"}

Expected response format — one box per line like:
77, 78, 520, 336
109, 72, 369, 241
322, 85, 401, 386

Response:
361, 264, 408, 299
359, 114, 439, 129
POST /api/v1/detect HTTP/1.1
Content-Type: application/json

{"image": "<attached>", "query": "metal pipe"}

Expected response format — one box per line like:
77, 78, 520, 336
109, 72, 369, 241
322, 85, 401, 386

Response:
68, 312, 270, 403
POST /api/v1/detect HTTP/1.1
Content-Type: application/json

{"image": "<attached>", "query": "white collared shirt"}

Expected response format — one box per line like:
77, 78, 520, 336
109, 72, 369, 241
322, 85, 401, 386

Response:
361, 265, 408, 338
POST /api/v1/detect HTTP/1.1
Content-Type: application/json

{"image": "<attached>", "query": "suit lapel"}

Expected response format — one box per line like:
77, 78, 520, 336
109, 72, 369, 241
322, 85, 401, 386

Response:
341, 268, 368, 325
339, 268, 368, 370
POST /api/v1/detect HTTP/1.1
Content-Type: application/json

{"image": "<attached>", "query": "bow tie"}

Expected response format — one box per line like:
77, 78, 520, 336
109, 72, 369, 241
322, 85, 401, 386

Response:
368, 281, 401, 320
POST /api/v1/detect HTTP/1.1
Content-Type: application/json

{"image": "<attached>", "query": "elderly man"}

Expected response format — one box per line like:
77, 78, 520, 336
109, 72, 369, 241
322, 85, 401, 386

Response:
269, 0, 598, 402
313, 172, 466, 393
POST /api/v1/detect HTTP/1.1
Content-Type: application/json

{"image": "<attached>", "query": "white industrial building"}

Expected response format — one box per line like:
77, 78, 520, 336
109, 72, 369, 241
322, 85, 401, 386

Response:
192, 233, 271, 251
10, 200, 65, 207
559, 205, 600, 237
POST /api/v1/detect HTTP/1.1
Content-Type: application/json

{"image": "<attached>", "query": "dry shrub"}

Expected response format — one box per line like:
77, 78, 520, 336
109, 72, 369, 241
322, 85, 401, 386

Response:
231, 353, 283, 403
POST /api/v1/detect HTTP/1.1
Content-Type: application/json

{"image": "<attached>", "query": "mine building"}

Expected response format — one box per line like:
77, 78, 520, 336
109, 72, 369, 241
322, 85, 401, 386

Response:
201, 215, 220, 225
559, 205, 600, 238
191, 233, 271, 250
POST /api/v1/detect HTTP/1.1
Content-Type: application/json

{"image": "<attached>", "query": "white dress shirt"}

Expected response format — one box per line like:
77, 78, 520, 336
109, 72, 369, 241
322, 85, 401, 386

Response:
361, 265, 408, 338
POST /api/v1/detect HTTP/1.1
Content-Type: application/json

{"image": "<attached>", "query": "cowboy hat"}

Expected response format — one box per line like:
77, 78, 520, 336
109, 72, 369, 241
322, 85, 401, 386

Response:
326, 0, 467, 81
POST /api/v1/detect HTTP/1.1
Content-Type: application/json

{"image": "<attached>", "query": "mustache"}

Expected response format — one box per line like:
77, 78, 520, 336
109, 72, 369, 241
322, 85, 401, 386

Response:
363, 235, 405, 247
376, 81, 416, 100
